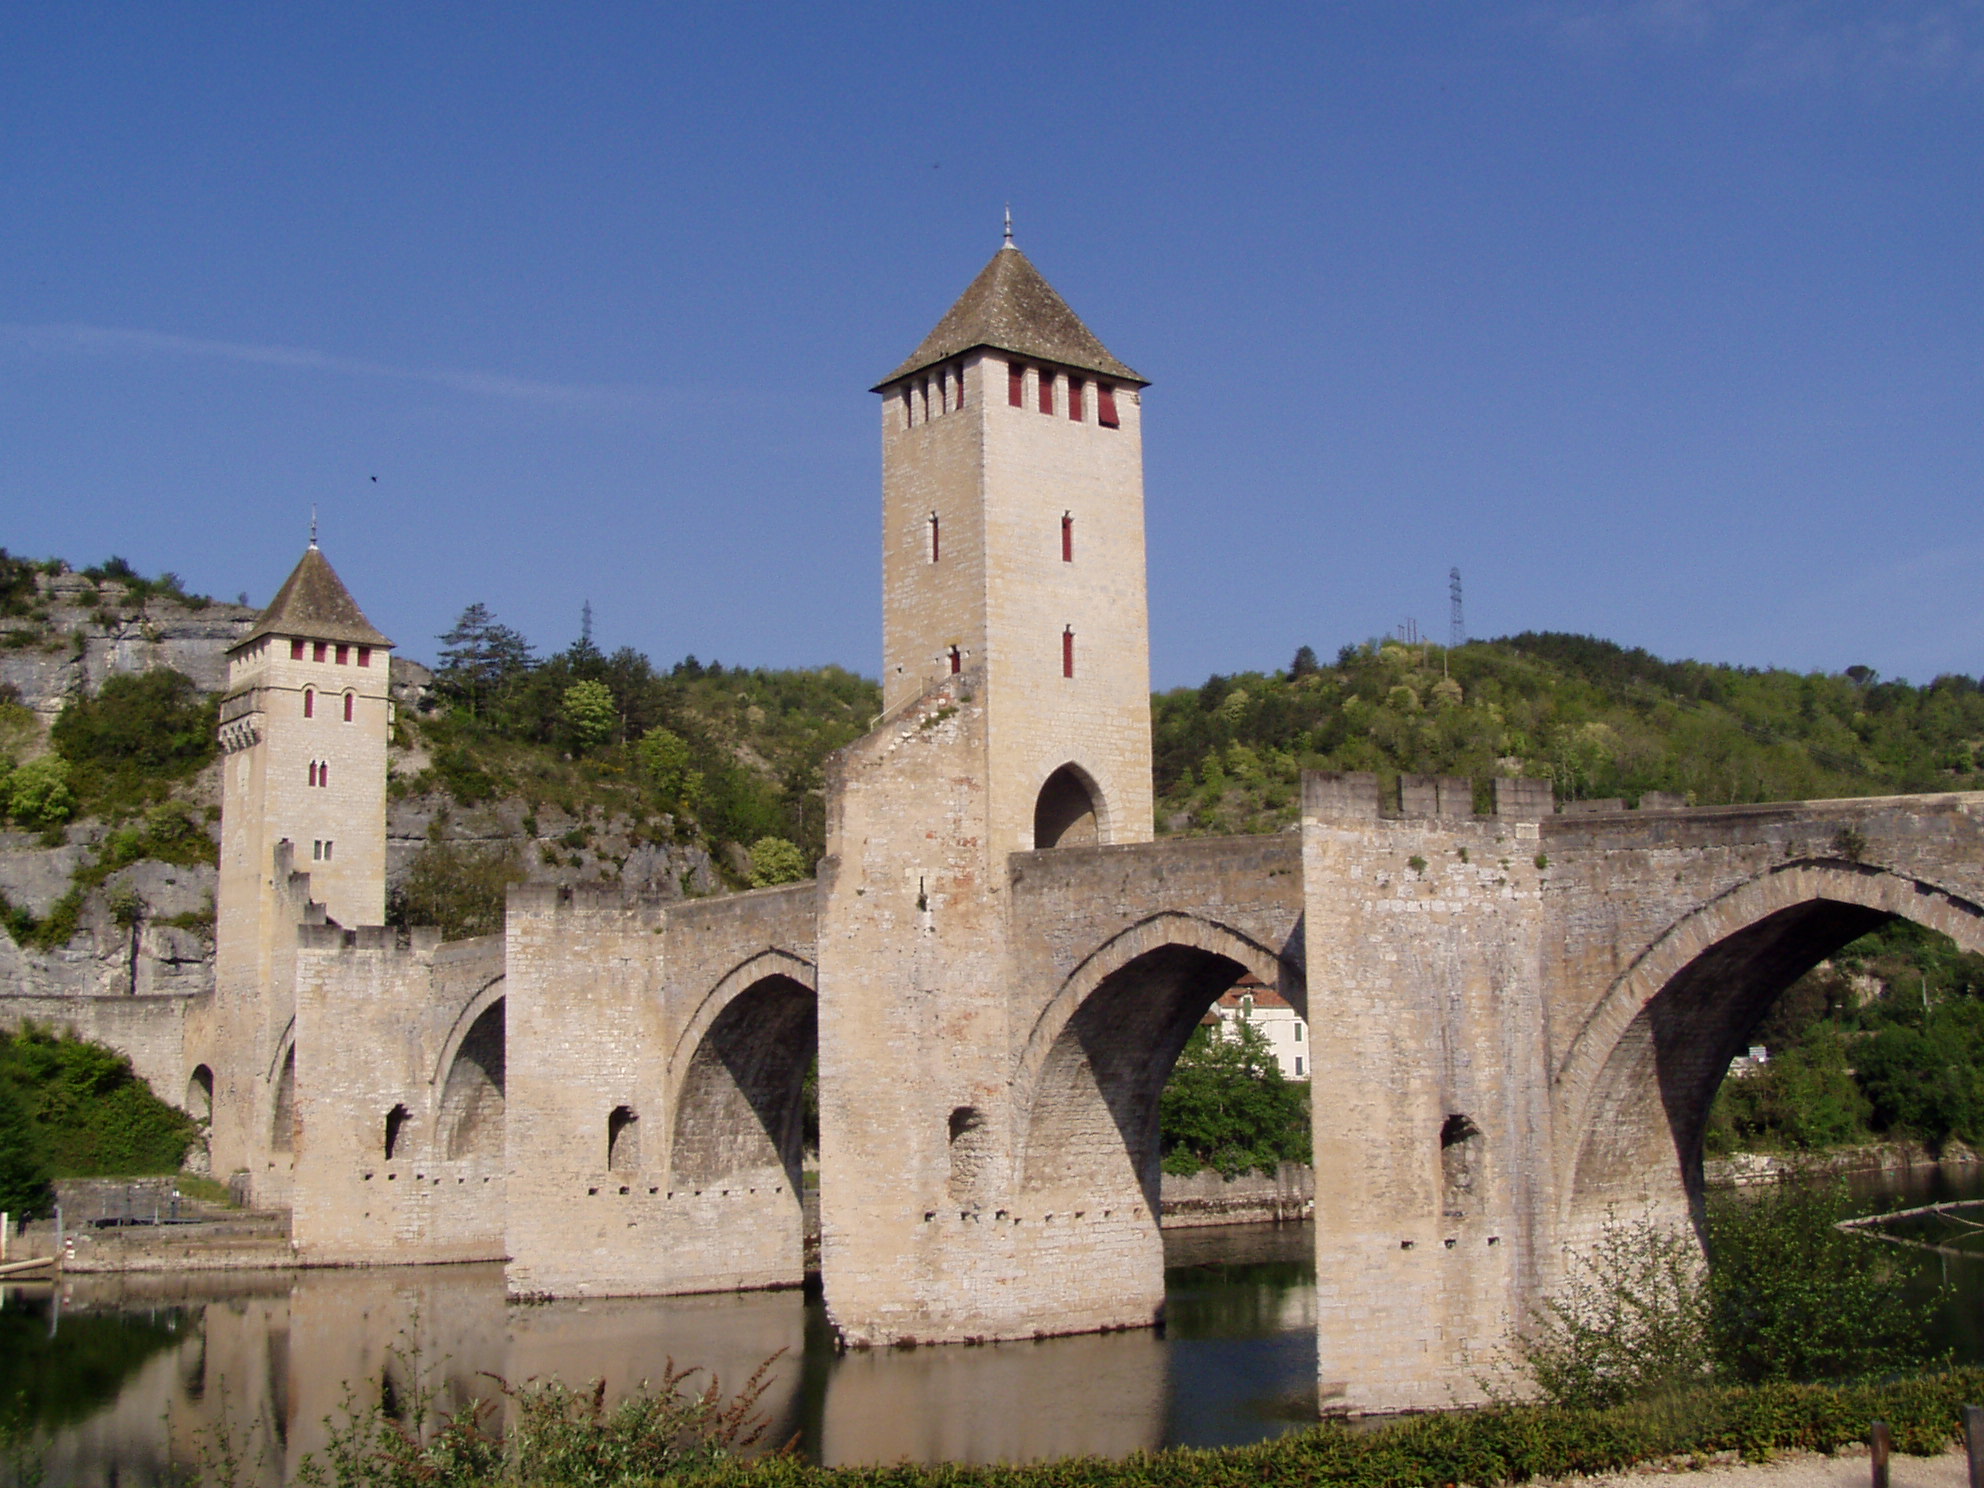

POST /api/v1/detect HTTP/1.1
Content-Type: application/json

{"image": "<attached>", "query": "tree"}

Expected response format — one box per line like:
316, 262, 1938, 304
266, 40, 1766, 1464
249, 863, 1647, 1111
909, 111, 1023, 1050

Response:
436, 604, 535, 717
747, 836, 807, 888
560, 680, 618, 753
0, 1074, 51, 1217
1158, 1018, 1309, 1178
391, 840, 527, 941
1289, 645, 1320, 680
637, 727, 703, 816
51, 670, 214, 809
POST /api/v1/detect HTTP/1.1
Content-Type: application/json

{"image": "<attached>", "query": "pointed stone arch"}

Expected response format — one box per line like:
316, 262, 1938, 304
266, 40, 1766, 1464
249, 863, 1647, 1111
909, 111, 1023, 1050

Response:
1033, 762, 1108, 849
1012, 912, 1295, 1203
666, 949, 818, 1195
1555, 858, 1984, 1222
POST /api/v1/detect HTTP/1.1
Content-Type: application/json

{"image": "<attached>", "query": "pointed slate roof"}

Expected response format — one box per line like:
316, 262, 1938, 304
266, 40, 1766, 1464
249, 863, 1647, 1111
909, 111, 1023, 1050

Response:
233, 544, 394, 652
876, 245, 1147, 390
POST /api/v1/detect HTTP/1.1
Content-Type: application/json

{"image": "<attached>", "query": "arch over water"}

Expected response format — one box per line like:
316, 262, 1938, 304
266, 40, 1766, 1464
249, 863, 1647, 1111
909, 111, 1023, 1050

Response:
669, 972, 817, 1195
1033, 763, 1105, 849
438, 997, 506, 1161
1015, 912, 1291, 1206
1558, 859, 1984, 1221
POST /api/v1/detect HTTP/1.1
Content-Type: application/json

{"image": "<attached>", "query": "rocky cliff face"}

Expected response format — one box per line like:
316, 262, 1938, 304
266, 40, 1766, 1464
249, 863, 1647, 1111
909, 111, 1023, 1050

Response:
0, 570, 720, 1007
0, 571, 258, 721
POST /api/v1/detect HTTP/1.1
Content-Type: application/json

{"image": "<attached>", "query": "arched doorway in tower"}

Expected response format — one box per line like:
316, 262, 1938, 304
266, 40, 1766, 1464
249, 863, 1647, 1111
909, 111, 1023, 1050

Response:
186, 1065, 214, 1125
438, 997, 506, 1160
1033, 763, 1103, 849
669, 969, 818, 1282
1563, 867, 1984, 1243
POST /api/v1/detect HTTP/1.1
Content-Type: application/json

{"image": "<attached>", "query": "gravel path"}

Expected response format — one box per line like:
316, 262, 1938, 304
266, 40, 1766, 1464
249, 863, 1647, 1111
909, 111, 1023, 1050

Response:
1558, 1446, 1974, 1488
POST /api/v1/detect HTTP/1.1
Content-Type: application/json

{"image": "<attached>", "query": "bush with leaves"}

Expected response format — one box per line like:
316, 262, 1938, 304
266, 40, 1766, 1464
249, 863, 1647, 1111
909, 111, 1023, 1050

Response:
0, 1023, 197, 1178
747, 836, 807, 888
0, 1073, 52, 1216
636, 725, 704, 817
1158, 1019, 1310, 1179
5, 754, 74, 830
51, 667, 215, 815
1512, 1211, 1714, 1409
1516, 1180, 1936, 1408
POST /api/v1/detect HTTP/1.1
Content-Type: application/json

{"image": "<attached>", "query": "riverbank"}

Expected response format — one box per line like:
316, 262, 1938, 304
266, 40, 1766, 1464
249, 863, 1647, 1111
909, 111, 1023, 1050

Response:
1706, 1142, 1979, 1188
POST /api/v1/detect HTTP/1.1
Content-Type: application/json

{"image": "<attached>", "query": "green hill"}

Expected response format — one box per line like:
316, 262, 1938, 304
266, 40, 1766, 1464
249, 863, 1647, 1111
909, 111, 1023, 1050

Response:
1154, 635, 1984, 837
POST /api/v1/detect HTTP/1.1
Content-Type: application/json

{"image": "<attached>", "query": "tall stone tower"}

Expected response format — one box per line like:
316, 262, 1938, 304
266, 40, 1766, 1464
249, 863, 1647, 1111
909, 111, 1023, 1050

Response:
872, 232, 1154, 859
208, 541, 393, 1202
818, 237, 1159, 1344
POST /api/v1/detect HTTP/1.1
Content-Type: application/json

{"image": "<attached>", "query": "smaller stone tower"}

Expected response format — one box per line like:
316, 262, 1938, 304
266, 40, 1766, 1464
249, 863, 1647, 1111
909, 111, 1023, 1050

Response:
872, 231, 1154, 859
208, 541, 393, 1201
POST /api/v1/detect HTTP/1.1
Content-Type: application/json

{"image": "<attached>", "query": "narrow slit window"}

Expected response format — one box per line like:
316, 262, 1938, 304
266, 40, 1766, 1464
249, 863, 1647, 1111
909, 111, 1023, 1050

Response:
290, 638, 305, 660
335, 644, 349, 665
320, 761, 328, 788
902, 387, 914, 428
1068, 376, 1085, 421
357, 646, 371, 667
1061, 513, 1074, 562
302, 688, 314, 718
1038, 368, 1054, 416
953, 361, 966, 409
948, 645, 961, 675
324, 839, 334, 861
308, 761, 318, 787
1063, 627, 1075, 679
312, 642, 327, 663
1098, 384, 1119, 428
343, 692, 354, 722
1008, 361, 1025, 407
928, 512, 940, 563
922, 377, 933, 422
312, 840, 322, 861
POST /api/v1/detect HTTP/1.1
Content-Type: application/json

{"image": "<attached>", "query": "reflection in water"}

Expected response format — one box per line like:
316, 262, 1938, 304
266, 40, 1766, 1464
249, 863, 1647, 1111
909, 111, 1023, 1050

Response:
14, 1184, 1977, 1484
0, 1222, 1319, 1483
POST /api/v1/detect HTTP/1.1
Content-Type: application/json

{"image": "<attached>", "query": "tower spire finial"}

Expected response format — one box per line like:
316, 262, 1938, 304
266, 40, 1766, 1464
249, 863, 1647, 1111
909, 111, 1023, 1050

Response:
309, 505, 318, 549
1003, 204, 1013, 249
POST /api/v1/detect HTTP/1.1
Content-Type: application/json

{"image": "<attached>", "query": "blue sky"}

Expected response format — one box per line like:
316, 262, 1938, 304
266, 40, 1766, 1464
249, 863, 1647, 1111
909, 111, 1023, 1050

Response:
3, 3, 1980, 688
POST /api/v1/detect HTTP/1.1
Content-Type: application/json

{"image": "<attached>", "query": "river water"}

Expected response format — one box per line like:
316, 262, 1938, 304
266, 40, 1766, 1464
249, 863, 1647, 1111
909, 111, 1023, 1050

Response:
5, 1172, 1980, 1485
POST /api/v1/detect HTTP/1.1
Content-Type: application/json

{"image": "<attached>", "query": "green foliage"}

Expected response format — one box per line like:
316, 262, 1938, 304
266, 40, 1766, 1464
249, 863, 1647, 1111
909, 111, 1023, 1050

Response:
1517, 1184, 1935, 1410
0, 550, 38, 617
4, 756, 73, 830
636, 726, 703, 816
192, 1366, 1984, 1487
284, 1343, 778, 1488
1705, 920, 1984, 1155
391, 840, 528, 941
408, 610, 876, 868
1154, 634, 1984, 837
559, 680, 617, 754
1158, 1020, 1309, 1178
1511, 1211, 1714, 1409
50, 668, 216, 816
747, 836, 807, 888
0, 1073, 52, 1216
0, 1023, 197, 1183
1706, 1180, 1936, 1384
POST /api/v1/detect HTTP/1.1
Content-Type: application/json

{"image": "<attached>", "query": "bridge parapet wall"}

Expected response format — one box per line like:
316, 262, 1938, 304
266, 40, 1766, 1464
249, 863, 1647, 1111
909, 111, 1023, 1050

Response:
292, 928, 507, 1264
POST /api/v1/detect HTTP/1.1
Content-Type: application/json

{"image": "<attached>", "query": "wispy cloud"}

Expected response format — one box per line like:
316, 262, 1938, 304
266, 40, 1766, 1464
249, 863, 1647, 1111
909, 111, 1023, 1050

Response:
0, 322, 665, 411
1529, 0, 1984, 91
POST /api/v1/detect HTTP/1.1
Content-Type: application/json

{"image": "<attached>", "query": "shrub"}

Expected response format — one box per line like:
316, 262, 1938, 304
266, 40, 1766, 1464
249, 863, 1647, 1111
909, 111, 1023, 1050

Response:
52, 668, 215, 813
560, 680, 618, 754
1512, 1211, 1713, 1409
0, 1023, 197, 1178
747, 836, 807, 888
0, 1074, 52, 1215
1705, 1179, 1936, 1384
5, 755, 73, 830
